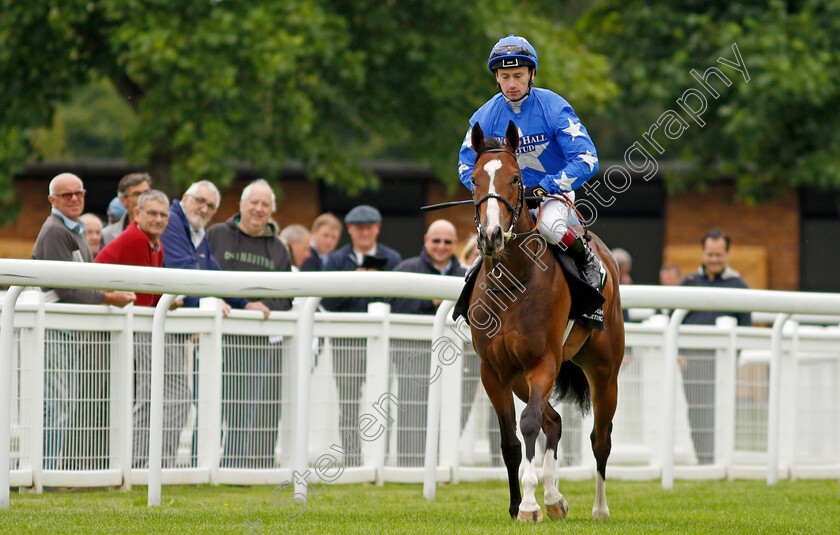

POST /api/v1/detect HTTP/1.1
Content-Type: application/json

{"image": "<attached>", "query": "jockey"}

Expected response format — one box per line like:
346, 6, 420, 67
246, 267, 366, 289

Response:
458, 34, 602, 289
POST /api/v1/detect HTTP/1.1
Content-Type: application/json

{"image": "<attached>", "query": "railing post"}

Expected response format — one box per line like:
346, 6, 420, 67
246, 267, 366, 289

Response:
423, 300, 456, 500
114, 305, 135, 490
148, 293, 177, 507
1, 286, 24, 508
767, 313, 790, 485
293, 297, 321, 497
662, 308, 687, 490
715, 316, 737, 477
364, 302, 391, 485
198, 297, 224, 484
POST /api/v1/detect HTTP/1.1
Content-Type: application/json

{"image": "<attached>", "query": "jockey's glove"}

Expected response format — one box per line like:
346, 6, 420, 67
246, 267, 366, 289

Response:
524, 185, 547, 210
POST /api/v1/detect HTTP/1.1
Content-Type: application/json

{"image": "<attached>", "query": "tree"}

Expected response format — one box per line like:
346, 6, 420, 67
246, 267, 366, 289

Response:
578, 0, 840, 202
0, 1, 617, 224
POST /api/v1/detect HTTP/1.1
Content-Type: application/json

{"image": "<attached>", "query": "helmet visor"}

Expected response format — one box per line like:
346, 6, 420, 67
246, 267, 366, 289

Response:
489, 44, 536, 61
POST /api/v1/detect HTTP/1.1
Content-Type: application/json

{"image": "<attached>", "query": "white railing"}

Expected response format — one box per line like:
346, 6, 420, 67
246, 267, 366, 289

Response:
1, 259, 839, 509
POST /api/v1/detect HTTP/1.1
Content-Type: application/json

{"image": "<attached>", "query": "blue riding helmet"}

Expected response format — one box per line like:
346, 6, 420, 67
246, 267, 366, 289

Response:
487, 35, 538, 72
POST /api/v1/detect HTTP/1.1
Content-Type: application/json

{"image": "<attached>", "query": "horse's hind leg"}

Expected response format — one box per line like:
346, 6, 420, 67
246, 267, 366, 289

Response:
586, 358, 619, 520
480, 361, 521, 519
541, 403, 569, 520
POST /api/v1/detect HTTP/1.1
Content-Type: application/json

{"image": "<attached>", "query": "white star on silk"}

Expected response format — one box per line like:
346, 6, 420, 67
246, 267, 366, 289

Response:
562, 118, 586, 141
554, 171, 575, 192
578, 151, 598, 172
517, 141, 548, 172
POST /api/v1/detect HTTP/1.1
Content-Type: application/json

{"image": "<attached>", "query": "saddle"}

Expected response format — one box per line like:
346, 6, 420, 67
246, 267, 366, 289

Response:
453, 242, 606, 331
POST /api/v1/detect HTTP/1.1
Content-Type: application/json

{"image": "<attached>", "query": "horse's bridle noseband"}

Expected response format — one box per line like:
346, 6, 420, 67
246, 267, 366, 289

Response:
472, 148, 525, 244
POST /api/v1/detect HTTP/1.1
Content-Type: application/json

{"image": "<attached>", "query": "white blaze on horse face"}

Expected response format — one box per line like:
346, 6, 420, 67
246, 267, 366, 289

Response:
483, 159, 503, 237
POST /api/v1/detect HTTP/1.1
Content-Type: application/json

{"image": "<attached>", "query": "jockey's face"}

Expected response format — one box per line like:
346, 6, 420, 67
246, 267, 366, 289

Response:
495, 66, 532, 101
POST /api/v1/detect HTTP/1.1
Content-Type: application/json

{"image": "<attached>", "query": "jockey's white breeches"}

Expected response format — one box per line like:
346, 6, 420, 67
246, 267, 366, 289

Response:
528, 191, 577, 246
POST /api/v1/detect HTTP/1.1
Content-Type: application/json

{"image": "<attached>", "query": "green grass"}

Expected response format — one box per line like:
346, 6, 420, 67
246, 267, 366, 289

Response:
1, 479, 839, 534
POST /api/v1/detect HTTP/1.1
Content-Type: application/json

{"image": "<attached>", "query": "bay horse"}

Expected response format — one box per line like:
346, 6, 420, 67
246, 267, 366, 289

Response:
467, 121, 624, 522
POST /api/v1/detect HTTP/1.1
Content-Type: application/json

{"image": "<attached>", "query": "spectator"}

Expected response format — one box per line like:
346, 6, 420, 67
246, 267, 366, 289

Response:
95, 190, 184, 467
158, 180, 269, 467
680, 229, 751, 465
32, 173, 135, 471
80, 213, 103, 257
458, 235, 480, 269
107, 196, 126, 225
300, 212, 342, 272
322, 205, 401, 466
385, 220, 465, 466
208, 179, 293, 468
279, 224, 312, 271
613, 248, 633, 285
102, 173, 152, 246
612, 248, 633, 322
659, 263, 682, 286
388, 220, 464, 315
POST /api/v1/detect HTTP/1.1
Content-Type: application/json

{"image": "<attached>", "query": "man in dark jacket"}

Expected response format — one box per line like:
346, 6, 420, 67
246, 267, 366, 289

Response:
321, 205, 402, 466
386, 219, 465, 466
388, 219, 465, 315
321, 205, 402, 311
208, 179, 292, 467
300, 212, 342, 272
679, 228, 751, 465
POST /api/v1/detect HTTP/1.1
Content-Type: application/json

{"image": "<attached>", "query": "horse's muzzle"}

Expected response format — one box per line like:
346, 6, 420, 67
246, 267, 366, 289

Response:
479, 224, 505, 257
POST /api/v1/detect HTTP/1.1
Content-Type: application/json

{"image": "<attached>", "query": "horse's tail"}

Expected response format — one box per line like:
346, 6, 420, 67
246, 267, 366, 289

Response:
552, 360, 591, 415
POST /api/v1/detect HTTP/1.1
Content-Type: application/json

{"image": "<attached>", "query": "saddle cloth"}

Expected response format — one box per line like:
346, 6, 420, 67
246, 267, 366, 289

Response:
452, 242, 606, 331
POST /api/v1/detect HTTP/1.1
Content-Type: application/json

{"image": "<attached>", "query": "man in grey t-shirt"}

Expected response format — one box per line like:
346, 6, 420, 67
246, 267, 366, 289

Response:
32, 172, 135, 471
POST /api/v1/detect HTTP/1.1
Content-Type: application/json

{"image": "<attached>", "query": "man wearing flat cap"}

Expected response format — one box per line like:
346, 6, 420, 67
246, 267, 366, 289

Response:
322, 204, 402, 311
322, 204, 402, 466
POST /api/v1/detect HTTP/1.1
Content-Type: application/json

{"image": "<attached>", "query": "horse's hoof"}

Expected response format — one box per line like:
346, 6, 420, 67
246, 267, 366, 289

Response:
592, 506, 609, 520
516, 508, 543, 523
546, 497, 569, 520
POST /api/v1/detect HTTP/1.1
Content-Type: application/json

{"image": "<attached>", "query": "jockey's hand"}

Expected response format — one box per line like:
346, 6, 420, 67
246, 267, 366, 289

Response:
524, 185, 547, 210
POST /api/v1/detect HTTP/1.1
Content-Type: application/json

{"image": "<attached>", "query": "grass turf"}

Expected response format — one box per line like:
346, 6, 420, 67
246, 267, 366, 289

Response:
1, 479, 838, 534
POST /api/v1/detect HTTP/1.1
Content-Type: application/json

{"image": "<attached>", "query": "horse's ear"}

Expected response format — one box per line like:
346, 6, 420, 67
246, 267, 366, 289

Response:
471, 122, 485, 154
505, 121, 519, 153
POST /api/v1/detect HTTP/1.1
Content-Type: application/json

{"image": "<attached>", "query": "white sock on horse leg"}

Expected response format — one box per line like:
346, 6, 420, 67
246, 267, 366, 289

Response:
541, 448, 563, 505
519, 457, 540, 512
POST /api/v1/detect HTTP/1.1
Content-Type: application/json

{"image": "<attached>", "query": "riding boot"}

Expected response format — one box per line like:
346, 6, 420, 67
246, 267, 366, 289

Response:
563, 230, 602, 290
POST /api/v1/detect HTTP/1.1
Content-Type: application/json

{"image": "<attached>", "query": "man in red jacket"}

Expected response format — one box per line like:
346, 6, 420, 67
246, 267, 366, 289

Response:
96, 189, 178, 306
96, 189, 186, 467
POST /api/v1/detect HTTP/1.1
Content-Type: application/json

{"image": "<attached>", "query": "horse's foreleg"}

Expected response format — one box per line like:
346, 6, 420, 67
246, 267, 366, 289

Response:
480, 362, 521, 519
541, 403, 569, 520
587, 365, 618, 520
516, 360, 557, 523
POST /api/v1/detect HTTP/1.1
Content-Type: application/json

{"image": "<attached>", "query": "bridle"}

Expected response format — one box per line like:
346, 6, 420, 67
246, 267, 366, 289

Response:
472, 148, 526, 245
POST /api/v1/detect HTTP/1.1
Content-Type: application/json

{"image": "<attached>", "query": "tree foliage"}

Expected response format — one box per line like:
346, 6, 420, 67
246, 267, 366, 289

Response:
0, 0, 616, 223
579, 0, 840, 202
